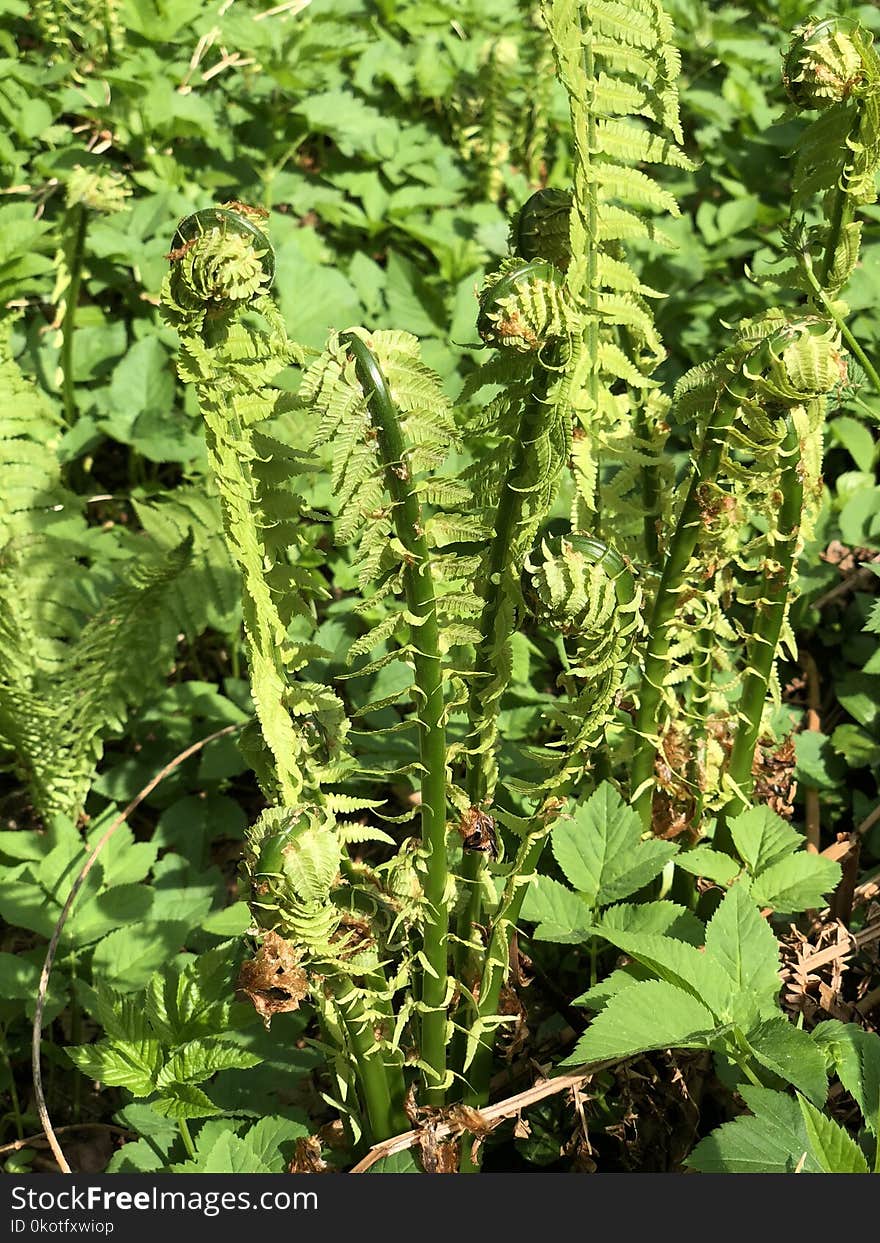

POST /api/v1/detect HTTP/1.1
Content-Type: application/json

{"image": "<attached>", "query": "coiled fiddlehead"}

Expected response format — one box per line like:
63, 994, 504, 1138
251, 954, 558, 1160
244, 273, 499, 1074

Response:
774, 16, 880, 395
162, 205, 346, 808
631, 319, 842, 834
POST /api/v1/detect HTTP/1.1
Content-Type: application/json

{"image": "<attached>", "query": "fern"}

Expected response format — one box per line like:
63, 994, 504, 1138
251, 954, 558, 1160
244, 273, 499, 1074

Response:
539, 0, 693, 541
0, 537, 190, 824
162, 206, 349, 807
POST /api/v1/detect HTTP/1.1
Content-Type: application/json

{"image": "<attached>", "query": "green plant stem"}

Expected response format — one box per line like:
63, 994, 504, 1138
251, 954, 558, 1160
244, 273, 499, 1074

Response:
688, 614, 715, 823
636, 404, 660, 565
458, 789, 568, 1170
631, 392, 739, 830
342, 333, 449, 1106
453, 358, 557, 1042
802, 255, 880, 394
178, 1118, 196, 1160
327, 971, 402, 1142
717, 415, 803, 850
819, 185, 851, 289
60, 204, 87, 426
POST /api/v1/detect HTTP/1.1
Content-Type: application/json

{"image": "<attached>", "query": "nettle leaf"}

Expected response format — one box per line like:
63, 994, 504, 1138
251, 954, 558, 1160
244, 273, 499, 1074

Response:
687, 1086, 821, 1174
150, 1084, 223, 1121
728, 805, 802, 874
597, 900, 704, 945
798, 1095, 869, 1174
238, 1116, 310, 1172
574, 963, 652, 1009
812, 1021, 880, 1136
551, 783, 677, 907
748, 855, 841, 915
743, 1017, 828, 1105
703, 885, 780, 1014
562, 979, 716, 1066
177, 1131, 273, 1174
520, 874, 593, 941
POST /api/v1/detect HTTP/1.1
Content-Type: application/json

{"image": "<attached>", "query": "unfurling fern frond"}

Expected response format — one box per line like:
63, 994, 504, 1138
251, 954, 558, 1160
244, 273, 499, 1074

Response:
631, 318, 842, 830
162, 205, 348, 806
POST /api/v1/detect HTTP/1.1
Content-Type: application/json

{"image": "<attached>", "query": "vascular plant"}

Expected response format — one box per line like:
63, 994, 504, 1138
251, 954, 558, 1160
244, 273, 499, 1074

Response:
50, 0, 877, 1173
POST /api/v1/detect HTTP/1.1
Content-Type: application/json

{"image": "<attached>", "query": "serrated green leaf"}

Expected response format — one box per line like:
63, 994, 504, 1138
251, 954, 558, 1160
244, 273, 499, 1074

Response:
748, 855, 841, 915
728, 805, 802, 875
798, 1094, 869, 1173
687, 1086, 820, 1173
812, 1021, 880, 1136
551, 784, 677, 906
562, 980, 716, 1066
744, 1017, 828, 1105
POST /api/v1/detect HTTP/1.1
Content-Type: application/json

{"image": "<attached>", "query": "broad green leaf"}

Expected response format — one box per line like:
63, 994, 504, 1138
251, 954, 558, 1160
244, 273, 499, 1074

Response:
674, 846, 741, 885
703, 885, 780, 1012
185, 1131, 273, 1174
66, 1039, 163, 1096
728, 805, 802, 874
551, 784, 676, 906
598, 900, 705, 945
106, 1139, 168, 1174
201, 902, 252, 937
687, 1086, 820, 1173
798, 1095, 869, 1173
240, 1117, 311, 1172
592, 929, 734, 1022
562, 980, 716, 1066
748, 855, 841, 914
574, 964, 651, 1009
743, 1018, 828, 1105
91, 921, 191, 991
144, 942, 240, 1045
151, 1084, 222, 1121
812, 1021, 880, 1136
156, 1040, 262, 1089
520, 875, 593, 942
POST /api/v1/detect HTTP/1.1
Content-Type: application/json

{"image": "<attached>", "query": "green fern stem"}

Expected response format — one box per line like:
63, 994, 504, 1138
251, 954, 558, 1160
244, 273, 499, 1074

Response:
454, 359, 557, 1004
800, 253, 880, 393
458, 789, 570, 1171
340, 332, 449, 1106
60, 204, 86, 426
688, 614, 715, 823
717, 416, 804, 847
324, 969, 401, 1143
631, 385, 740, 830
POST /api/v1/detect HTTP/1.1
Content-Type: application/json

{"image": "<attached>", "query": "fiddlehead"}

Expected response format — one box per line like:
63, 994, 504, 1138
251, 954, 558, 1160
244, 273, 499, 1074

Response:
162, 204, 346, 808
772, 17, 880, 390
631, 319, 843, 833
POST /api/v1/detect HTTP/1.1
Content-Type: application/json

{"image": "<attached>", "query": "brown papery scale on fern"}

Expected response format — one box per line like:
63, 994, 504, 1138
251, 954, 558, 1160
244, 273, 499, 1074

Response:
165, 205, 275, 318
476, 257, 567, 352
